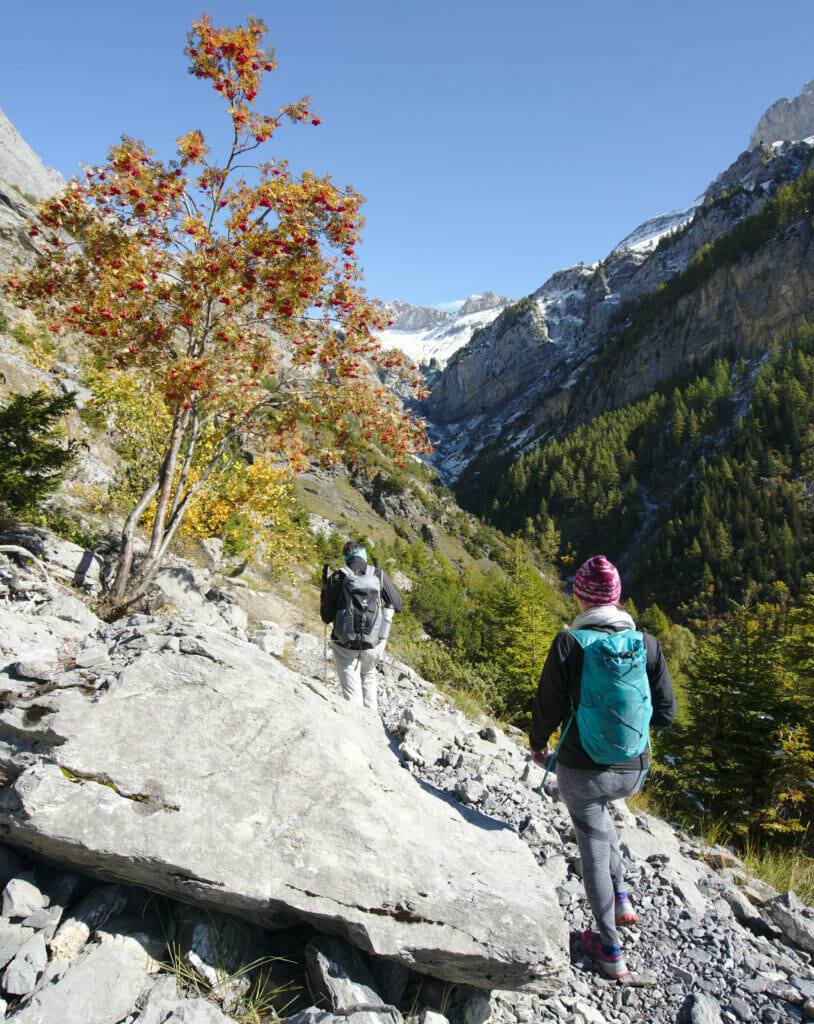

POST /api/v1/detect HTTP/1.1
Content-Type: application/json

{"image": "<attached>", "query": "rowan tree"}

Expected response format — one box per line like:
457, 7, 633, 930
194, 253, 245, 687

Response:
4, 16, 429, 615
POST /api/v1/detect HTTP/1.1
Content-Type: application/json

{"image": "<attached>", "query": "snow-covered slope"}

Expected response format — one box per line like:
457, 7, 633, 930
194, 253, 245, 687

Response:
613, 195, 705, 254
378, 292, 511, 366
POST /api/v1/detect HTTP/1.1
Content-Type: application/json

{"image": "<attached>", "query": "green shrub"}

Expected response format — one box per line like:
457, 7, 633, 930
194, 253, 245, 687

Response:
11, 324, 35, 346
0, 390, 78, 513
222, 512, 252, 556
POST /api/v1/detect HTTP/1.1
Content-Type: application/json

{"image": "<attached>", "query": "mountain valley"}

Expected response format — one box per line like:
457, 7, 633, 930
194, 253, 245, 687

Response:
0, 60, 812, 1024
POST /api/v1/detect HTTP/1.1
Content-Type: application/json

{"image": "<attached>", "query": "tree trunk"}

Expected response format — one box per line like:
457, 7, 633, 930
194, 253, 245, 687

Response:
100, 408, 192, 619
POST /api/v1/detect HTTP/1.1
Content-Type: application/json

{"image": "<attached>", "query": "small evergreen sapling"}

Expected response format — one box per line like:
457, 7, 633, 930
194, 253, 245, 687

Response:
0, 390, 78, 513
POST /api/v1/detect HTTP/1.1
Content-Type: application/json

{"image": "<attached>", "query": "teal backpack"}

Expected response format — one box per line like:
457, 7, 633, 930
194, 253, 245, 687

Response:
538, 629, 652, 790
570, 629, 652, 763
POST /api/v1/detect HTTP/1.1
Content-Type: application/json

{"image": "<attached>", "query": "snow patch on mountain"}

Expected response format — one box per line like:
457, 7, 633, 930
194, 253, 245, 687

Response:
613, 195, 705, 254
378, 292, 512, 366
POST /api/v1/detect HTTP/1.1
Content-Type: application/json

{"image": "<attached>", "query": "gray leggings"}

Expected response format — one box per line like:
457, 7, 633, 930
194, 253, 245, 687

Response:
556, 763, 646, 948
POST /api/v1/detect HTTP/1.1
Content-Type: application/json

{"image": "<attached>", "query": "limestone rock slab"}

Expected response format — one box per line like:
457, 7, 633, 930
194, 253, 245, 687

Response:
0, 620, 569, 994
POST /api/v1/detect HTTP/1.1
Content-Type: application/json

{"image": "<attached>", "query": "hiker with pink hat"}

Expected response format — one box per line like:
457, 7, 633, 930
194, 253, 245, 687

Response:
529, 555, 677, 980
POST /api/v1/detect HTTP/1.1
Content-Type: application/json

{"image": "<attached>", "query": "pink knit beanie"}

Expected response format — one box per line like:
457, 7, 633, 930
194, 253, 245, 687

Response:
573, 555, 622, 605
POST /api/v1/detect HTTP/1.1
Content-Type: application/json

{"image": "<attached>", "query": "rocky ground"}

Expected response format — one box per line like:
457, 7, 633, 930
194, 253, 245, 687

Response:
0, 533, 812, 1024
376, 676, 814, 1024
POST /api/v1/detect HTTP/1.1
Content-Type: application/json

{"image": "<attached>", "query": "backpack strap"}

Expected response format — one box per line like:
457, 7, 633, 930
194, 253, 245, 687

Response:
363, 563, 383, 593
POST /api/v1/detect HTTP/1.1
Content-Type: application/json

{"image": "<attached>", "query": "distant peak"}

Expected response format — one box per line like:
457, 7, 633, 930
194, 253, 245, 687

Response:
383, 300, 451, 331
749, 77, 814, 150
382, 292, 513, 329
458, 291, 513, 315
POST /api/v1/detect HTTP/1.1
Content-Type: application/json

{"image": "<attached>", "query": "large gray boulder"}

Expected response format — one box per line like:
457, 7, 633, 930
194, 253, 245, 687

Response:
766, 890, 814, 954
0, 614, 569, 994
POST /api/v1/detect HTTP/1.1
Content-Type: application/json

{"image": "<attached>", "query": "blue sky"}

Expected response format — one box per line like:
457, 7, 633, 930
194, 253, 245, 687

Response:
2, 1, 813, 309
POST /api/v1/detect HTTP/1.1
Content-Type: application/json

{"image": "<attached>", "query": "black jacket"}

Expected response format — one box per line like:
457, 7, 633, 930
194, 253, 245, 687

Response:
529, 623, 677, 771
320, 555, 403, 641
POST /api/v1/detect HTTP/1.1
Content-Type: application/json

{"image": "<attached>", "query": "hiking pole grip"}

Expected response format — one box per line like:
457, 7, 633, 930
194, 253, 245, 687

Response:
322, 564, 329, 585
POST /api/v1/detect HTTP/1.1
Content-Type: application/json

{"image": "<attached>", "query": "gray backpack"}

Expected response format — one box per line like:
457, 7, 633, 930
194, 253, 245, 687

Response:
333, 565, 383, 649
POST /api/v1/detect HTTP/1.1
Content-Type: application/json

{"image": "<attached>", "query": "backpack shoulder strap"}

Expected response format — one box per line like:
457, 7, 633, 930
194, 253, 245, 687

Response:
364, 564, 383, 588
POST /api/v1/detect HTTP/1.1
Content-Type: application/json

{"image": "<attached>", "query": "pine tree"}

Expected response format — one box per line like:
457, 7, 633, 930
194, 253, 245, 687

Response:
0, 390, 78, 513
678, 605, 799, 839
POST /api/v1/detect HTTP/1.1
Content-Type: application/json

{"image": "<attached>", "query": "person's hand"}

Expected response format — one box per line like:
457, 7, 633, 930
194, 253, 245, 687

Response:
530, 746, 552, 767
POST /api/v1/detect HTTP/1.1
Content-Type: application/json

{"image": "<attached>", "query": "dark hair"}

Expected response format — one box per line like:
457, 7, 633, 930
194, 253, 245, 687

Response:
342, 539, 365, 558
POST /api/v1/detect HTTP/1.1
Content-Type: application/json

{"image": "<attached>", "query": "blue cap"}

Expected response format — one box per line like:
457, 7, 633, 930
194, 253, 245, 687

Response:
344, 547, 367, 564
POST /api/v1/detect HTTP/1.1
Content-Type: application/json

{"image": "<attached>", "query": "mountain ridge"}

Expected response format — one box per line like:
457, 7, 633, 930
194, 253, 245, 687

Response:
397, 76, 813, 482
0, 104, 64, 201
749, 76, 814, 150
421, 136, 814, 482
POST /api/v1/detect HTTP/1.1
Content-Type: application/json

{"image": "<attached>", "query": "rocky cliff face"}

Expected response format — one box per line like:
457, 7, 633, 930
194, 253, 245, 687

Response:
422, 138, 814, 480
749, 77, 814, 149
427, 297, 552, 425
0, 106, 64, 202
0, 180, 42, 279
575, 215, 814, 423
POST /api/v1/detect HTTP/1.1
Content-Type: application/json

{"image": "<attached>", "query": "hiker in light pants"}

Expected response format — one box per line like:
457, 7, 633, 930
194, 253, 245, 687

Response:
529, 555, 677, 980
331, 637, 388, 710
320, 540, 402, 714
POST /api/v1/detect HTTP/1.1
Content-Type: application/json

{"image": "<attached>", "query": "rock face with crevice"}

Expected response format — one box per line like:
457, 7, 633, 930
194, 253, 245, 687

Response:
0, 601, 569, 995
